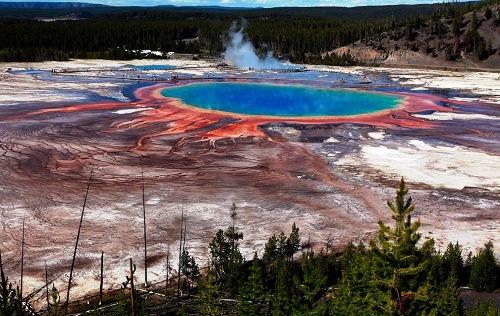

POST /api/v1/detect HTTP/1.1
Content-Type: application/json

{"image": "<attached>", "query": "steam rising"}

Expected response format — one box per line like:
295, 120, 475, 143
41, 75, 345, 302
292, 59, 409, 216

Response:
223, 22, 292, 70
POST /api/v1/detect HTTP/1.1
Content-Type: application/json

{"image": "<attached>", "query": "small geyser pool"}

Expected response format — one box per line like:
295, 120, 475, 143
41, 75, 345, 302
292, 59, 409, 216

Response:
161, 82, 402, 117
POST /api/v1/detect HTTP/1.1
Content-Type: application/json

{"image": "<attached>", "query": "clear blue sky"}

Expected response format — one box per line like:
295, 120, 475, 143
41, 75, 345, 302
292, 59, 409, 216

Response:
1, 0, 457, 7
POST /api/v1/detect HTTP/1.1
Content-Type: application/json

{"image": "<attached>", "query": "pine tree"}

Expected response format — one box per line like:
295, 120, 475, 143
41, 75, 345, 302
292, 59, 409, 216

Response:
263, 234, 280, 288
239, 254, 268, 316
209, 229, 231, 284
262, 224, 302, 291
431, 276, 463, 316
208, 204, 244, 295
226, 203, 244, 295
285, 223, 301, 261
0, 252, 23, 316
370, 177, 434, 314
271, 259, 294, 316
469, 241, 498, 292
339, 241, 357, 273
463, 251, 474, 286
180, 249, 200, 294
329, 245, 386, 315
294, 251, 327, 314
196, 268, 223, 316
442, 242, 464, 285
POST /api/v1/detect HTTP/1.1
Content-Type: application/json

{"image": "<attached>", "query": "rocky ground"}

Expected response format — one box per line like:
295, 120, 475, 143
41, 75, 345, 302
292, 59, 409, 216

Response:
0, 59, 498, 305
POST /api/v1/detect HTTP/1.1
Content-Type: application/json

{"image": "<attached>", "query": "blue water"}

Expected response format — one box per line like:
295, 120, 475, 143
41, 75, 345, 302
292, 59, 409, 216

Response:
161, 82, 402, 117
133, 65, 176, 71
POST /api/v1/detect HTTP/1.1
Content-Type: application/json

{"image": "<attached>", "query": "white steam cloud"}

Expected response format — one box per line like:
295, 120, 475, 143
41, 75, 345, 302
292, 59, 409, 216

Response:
223, 22, 292, 70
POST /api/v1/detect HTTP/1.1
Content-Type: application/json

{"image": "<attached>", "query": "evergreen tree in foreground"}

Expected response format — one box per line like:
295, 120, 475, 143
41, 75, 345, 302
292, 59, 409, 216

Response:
293, 251, 328, 315
271, 258, 295, 316
432, 276, 463, 316
469, 241, 498, 292
208, 203, 244, 296
370, 177, 434, 315
330, 178, 449, 315
330, 243, 385, 315
442, 242, 464, 285
0, 252, 23, 316
180, 249, 200, 294
238, 254, 268, 316
262, 223, 301, 289
286, 223, 301, 261
196, 268, 223, 316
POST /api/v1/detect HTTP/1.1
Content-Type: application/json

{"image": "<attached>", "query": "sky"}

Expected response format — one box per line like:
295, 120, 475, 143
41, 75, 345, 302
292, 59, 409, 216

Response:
0, 0, 455, 7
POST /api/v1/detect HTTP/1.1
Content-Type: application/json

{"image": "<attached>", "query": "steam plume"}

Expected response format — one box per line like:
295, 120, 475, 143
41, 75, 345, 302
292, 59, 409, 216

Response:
223, 21, 292, 70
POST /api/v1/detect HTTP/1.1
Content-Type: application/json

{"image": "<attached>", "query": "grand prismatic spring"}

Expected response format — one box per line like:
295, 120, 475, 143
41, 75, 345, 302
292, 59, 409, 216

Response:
0, 59, 499, 300
160, 82, 402, 117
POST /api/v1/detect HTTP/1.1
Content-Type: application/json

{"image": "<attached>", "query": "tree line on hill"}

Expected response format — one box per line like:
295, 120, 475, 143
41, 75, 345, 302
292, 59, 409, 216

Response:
0, 1, 491, 63
1, 178, 498, 315
348, 0, 500, 64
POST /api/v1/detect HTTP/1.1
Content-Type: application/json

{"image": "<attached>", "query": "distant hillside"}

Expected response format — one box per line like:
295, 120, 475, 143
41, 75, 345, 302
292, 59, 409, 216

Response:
0, 1, 489, 63
0, 2, 475, 19
331, 1, 500, 69
0, 2, 107, 9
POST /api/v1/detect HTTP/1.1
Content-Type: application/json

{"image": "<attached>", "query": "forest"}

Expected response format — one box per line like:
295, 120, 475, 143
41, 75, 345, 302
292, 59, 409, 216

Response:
0, 1, 489, 63
1, 179, 498, 315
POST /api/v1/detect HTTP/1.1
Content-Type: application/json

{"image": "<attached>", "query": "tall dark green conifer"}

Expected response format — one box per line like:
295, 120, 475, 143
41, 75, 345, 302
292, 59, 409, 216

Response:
442, 242, 464, 285
180, 249, 200, 294
262, 224, 303, 292
0, 252, 23, 316
285, 223, 301, 261
196, 268, 223, 316
432, 276, 463, 316
208, 204, 244, 295
294, 251, 328, 314
329, 242, 386, 315
271, 259, 294, 316
469, 241, 498, 292
239, 254, 268, 316
329, 178, 445, 314
371, 177, 434, 314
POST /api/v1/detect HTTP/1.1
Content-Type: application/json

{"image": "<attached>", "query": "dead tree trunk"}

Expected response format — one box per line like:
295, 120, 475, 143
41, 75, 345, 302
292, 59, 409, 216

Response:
45, 261, 50, 313
129, 258, 137, 316
64, 167, 93, 313
20, 219, 25, 299
182, 215, 187, 255
141, 159, 148, 287
165, 247, 170, 299
99, 251, 104, 306
182, 215, 188, 295
177, 207, 184, 301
